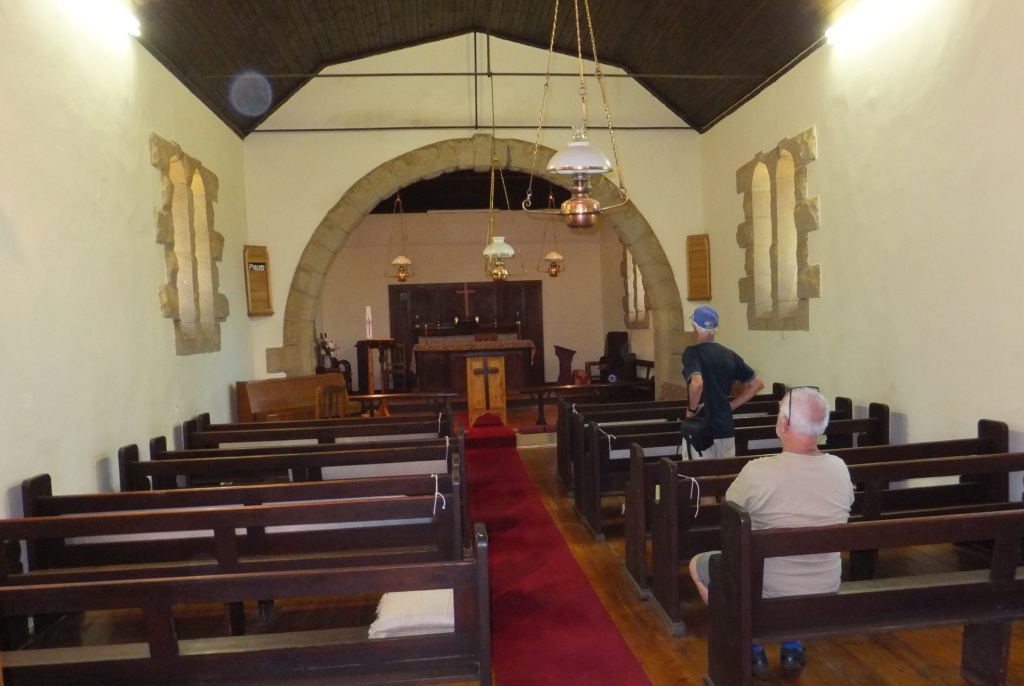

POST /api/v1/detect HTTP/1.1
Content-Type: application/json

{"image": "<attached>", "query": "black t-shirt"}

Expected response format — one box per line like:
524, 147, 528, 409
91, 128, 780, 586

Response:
681, 340, 757, 439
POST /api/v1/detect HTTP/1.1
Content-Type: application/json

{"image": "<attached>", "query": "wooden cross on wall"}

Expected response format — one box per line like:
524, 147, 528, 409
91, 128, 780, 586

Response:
456, 282, 475, 317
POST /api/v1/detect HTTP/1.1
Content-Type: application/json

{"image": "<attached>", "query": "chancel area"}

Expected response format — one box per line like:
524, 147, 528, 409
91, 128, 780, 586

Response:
4, 0, 1024, 684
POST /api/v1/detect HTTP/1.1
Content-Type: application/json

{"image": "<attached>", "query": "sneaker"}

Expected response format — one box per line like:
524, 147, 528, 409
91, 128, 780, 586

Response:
752, 644, 770, 678
780, 642, 807, 671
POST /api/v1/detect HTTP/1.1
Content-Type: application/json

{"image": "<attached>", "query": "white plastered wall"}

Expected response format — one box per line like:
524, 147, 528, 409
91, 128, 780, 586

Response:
0, 0, 251, 515
243, 34, 700, 380
699, 0, 1024, 494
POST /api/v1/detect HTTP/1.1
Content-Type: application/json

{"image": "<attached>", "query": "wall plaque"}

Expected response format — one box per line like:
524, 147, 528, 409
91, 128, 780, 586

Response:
686, 234, 711, 301
243, 245, 273, 316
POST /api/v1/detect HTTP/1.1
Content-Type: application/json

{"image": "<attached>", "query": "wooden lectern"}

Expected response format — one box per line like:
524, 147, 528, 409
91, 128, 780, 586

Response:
466, 354, 506, 426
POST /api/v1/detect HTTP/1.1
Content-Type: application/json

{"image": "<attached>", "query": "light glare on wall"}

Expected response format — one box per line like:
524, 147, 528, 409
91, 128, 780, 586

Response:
60, 0, 140, 41
826, 0, 932, 51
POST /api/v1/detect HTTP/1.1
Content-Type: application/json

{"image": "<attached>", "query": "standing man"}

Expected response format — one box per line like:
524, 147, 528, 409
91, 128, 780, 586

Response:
688, 386, 855, 676
683, 305, 764, 458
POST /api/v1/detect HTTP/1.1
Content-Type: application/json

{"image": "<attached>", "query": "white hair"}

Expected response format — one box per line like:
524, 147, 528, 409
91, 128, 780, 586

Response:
780, 387, 829, 437
692, 322, 717, 336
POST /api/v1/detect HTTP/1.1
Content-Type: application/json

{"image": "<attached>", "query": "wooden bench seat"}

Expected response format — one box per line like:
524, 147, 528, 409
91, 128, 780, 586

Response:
5, 463, 472, 654
555, 384, 788, 492
0, 525, 491, 686
142, 434, 464, 490
649, 445, 1023, 635
569, 399, 788, 499
519, 379, 654, 426
183, 412, 451, 450
6, 470, 465, 587
119, 440, 459, 492
704, 505, 1024, 686
576, 398, 881, 540
623, 419, 1009, 603
349, 390, 459, 417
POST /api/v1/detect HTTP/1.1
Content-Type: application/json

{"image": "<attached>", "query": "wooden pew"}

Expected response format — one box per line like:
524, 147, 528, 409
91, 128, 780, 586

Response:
25, 460, 471, 547
143, 434, 464, 490
118, 441, 459, 492
623, 419, 1009, 602
556, 383, 788, 495
0, 526, 491, 686
11, 469, 466, 583
570, 398, 784, 493
557, 399, 689, 494
350, 391, 459, 417
576, 398, 876, 540
519, 379, 654, 427
235, 372, 352, 421
184, 411, 452, 449
9, 464, 468, 645
650, 444, 1022, 636
704, 504, 1024, 686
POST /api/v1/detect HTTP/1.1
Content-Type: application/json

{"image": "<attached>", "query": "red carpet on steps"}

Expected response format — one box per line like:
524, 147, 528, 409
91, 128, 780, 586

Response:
463, 421, 652, 685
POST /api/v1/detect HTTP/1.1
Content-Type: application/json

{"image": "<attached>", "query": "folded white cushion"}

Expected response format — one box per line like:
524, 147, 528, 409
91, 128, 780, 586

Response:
368, 588, 454, 639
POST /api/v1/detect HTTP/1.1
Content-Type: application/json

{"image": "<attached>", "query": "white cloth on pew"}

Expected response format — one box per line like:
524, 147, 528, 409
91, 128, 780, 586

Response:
369, 588, 454, 639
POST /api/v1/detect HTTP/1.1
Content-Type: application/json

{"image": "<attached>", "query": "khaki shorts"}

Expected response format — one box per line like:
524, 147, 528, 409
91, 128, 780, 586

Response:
693, 550, 718, 587
689, 437, 736, 460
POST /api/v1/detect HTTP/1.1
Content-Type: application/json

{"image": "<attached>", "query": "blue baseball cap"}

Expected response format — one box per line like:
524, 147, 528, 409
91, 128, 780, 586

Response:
690, 306, 719, 330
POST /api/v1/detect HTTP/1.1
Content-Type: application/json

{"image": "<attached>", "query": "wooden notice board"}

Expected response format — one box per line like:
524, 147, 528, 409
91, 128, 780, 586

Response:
686, 234, 711, 301
243, 245, 273, 316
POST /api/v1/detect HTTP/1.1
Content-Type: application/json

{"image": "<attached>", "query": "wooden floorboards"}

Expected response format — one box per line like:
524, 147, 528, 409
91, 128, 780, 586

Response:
517, 441, 1024, 686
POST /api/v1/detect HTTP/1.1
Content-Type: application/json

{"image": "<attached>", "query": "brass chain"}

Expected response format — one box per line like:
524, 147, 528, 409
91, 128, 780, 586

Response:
583, 0, 626, 196
525, 0, 560, 209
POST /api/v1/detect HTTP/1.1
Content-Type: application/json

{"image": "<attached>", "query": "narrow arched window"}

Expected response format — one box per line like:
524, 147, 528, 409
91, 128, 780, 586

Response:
735, 128, 821, 331
152, 134, 229, 354
775, 151, 799, 317
752, 162, 772, 318
623, 245, 650, 329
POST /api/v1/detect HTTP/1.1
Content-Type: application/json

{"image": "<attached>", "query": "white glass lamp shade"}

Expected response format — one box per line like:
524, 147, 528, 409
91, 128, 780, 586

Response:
391, 255, 412, 266
482, 236, 516, 259
547, 129, 612, 176
545, 250, 564, 277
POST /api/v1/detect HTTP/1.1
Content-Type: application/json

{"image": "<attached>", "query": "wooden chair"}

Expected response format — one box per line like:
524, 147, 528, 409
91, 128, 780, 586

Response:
315, 384, 361, 418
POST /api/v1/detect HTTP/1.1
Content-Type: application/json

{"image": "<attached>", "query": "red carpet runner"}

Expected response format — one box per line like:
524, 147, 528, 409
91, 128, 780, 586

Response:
463, 420, 652, 685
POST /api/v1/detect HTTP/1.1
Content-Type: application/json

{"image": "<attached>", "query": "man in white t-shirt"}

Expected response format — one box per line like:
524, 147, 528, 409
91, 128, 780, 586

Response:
689, 386, 854, 677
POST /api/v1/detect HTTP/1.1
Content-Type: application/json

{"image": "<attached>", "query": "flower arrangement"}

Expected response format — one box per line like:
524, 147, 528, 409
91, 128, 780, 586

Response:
318, 332, 337, 359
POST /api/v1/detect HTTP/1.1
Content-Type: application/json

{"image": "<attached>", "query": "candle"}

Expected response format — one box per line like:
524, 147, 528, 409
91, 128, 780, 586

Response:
365, 306, 373, 339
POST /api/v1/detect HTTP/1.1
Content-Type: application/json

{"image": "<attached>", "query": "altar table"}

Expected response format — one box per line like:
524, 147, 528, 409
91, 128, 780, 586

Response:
413, 340, 536, 393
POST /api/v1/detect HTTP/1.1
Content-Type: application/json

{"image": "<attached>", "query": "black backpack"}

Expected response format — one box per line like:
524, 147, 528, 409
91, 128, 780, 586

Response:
678, 344, 715, 459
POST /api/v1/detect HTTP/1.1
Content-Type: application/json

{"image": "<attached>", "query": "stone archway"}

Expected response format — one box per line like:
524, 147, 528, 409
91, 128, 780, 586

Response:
266, 134, 689, 389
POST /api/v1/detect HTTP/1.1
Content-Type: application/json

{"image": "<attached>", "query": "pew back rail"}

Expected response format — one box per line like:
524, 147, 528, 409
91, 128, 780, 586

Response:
1, 525, 492, 686
704, 505, 1024, 686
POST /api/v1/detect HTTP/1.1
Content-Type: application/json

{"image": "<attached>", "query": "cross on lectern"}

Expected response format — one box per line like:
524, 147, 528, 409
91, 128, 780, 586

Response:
473, 358, 501, 409
456, 282, 475, 317
466, 354, 507, 426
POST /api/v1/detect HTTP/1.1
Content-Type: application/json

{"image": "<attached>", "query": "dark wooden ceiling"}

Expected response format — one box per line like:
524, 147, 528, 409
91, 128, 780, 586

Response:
131, 0, 853, 138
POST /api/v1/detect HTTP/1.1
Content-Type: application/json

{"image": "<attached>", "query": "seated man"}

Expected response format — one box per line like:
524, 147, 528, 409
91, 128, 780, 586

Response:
688, 386, 854, 677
